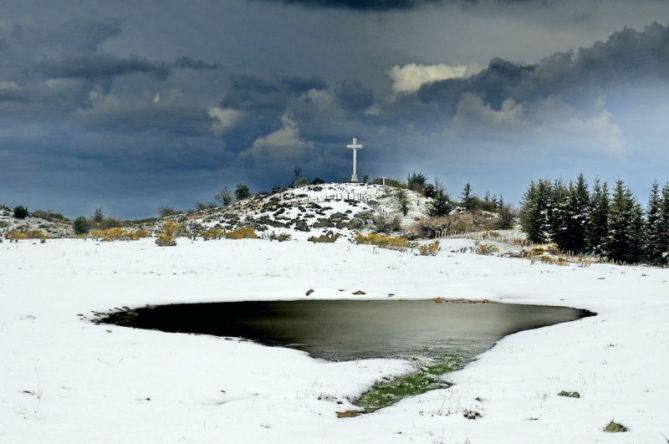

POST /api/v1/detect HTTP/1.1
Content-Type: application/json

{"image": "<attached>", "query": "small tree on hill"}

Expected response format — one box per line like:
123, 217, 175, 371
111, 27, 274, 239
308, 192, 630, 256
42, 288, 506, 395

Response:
215, 187, 233, 207
495, 205, 514, 229
235, 183, 252, 201
460, 183, 475, 211
92, 208, 104, 224
427, 189, 452, 217
396, 188, 410, 216
407, 172, 428, 195
73, 216, 91, 235
13, 206, 28, 219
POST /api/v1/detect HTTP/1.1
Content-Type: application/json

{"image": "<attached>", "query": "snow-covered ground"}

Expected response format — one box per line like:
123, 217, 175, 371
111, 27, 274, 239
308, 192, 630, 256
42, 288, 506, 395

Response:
1, 237, 668, 443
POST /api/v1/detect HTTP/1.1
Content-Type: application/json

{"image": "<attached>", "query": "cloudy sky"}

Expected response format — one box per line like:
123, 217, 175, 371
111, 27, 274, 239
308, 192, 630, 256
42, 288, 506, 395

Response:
2, 0, 669, 217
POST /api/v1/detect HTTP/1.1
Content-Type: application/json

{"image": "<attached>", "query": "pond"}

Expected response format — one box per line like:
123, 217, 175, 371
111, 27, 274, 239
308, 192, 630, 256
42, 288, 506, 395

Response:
101, 300, 591, 412
101, 299, 590, 361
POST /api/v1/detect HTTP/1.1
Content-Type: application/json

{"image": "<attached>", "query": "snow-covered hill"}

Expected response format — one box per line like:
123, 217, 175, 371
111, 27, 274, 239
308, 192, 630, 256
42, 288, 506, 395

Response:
170, 183, 430, 240
0, 206, 74, 239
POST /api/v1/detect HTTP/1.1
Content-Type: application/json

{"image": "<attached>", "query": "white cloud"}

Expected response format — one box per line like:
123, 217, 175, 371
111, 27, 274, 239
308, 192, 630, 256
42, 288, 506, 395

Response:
387, 63, 481, 94
0, 81, 20, 91
208, 106, 243, 136
241, 113, 312, 166
448, 93, 626, 153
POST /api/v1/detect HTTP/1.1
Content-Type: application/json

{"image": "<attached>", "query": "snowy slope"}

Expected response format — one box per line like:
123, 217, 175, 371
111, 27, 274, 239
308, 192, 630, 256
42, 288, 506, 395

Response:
1, 237, 668, 443
171, 183, 429, 240
0, 206, 74, 238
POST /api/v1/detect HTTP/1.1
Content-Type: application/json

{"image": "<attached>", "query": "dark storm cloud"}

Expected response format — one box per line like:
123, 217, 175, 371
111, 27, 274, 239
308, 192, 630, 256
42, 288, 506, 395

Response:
336, 79, 374, 111
174, 56, 220, 70
221, 73, 326, 110
415, 23, 669, 111
35, 55, 171, 80
35, 54, 220, 80
260, 0, 438, 11
2, 18, 122, 57
260, 0, 548, 11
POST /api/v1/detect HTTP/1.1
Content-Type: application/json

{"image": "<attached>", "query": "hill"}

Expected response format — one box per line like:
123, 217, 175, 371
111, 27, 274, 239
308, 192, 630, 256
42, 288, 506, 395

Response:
166, 183, 430, 240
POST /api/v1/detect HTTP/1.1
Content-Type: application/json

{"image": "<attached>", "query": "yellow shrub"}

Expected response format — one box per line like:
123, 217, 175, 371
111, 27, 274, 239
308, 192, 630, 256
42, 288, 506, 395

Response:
474, 242, 500, 255
7, 230, 47, 241
224, 226, 258, 240
89, 227, 150, 242
155, 220, 182, 247
355, 232, 417, 250
417, 241, 440, 256
201, 228, 224, 241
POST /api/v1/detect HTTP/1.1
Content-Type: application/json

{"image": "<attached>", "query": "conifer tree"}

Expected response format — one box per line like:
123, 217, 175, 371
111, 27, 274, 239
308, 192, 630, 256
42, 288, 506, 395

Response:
460, 183, 475, 211
548, 179, 569, 249
655, 182, 669, 264
587, 179, 609, 255
520, 179, 552, 243
560, 174, 590, 253
605, 180, 644, 263
427, 188, 453, 217
644, 181, 664, 264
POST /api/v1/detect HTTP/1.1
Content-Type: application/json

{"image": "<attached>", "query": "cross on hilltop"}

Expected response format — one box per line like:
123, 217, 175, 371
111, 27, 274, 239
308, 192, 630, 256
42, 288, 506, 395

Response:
346, 137, 363, 183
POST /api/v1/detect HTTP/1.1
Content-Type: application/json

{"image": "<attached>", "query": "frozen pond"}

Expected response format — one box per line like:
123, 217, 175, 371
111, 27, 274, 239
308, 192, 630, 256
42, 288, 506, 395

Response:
101, 300, 592, 362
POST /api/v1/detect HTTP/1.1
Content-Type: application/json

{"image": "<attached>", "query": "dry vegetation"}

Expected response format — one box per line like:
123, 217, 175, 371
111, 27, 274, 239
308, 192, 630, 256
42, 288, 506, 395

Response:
89, 228, 150, 241
355, 232, 417, 250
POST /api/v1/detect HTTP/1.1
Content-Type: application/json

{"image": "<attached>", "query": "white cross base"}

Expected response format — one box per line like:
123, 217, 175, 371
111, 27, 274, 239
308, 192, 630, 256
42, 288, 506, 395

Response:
346, 137, 363, 183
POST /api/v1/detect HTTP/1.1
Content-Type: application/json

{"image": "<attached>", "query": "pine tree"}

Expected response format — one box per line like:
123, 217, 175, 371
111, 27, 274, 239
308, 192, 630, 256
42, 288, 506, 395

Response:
644, 181, 664, 264
548, 180, 569, 249
520, 179, 552, 243
656, 182, 669, 264
460, 183, 475, 212
560, 174, 590, 253
605, 180, 644, 263
427, 189, 453, 217
587, 179, 609, 255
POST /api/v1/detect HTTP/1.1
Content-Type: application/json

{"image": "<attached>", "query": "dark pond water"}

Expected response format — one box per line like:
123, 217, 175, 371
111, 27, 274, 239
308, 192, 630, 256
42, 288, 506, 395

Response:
101, 300, 592, 362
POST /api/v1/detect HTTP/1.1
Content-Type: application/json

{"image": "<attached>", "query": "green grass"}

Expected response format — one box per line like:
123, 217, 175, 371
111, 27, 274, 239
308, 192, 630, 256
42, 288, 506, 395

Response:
355, 355, 463, 412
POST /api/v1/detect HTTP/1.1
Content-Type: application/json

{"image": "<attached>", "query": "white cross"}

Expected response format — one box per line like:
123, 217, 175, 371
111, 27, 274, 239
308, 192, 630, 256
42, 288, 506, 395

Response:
346, 137, 363, 183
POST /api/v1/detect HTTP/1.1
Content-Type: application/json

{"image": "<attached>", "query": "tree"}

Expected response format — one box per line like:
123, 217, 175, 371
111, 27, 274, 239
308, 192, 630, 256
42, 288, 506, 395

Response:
423, 183, 436, 198
604, 180, 644, 263
396, 188, 410, 216
13, 206, 28, 219
658, 182, 669, 264
644, 181, 665, 264
159, 207, 179, 217
495, 205, 515, 229
558, 174, 590, 253
427, 189, 452, 217
587, 179, 609, 255
215, 187, 233, 207
73, 216, 91, 235
92, 208, 104, 224
407, 172, 428, 195
520, 179, 552, 243
547, 179, 569, 248
460, 183, 475, 211
235, 183, 252, 201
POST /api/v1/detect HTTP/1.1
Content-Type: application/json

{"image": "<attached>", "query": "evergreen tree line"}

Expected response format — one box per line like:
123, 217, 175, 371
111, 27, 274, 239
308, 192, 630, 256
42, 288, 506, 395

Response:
520, 175, 669, 264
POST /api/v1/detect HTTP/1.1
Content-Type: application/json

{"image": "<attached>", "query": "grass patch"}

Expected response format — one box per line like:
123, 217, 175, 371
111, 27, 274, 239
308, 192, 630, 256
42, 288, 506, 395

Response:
355, 355, 462, 413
